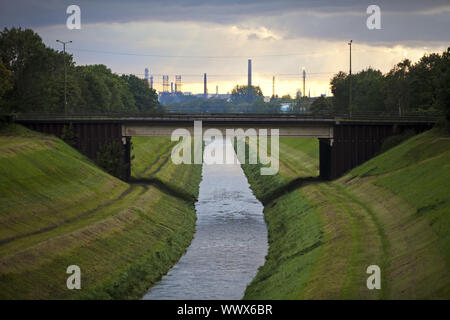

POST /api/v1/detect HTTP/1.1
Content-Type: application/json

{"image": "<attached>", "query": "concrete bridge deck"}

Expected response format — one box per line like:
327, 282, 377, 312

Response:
13, 113, 438, 180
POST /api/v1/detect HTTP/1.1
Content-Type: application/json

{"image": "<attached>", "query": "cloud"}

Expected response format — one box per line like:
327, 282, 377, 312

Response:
34, 19, 448, 97
1, 0, 449, 96
1, 0, 449, 44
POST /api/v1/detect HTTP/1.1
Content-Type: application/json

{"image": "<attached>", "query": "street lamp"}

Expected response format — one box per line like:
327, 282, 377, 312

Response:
348, 40, 353, 117
56, 40, 72, 113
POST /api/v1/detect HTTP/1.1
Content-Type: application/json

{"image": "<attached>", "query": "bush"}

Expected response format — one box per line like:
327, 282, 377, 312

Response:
60, 123, 77, 148
0, 114, 13, 129
96, 141, 127, 180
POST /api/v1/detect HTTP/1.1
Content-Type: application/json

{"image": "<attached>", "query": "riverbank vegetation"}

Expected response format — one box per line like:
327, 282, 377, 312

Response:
242, 131, 450, 299
0, 124, 199, 299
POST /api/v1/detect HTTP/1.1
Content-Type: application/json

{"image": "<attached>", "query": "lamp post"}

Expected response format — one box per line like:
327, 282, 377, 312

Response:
348, 40, 353, 117
56, 40, 72, 113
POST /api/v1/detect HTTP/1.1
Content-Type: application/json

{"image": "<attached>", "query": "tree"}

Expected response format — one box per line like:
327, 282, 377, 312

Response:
384, 59, 412, 115
121, 74, 161, 113
352, 68, 385, 114
0, 27, 70, 112
231, 85, 263, 104
75, 65, 137, 113
330, 71, 349, 114
0, 61, 13, 110
331, 68, 385, 115
310, 96, 332, 114
291, 96, 312, 113
0, 27, 163, 114
408, 53, 442, 111
435, 48, 450, 123
280, 94, 292, 103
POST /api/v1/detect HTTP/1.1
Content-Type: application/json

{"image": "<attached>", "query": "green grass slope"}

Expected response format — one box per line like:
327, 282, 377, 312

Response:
240, 138, 318, 202
131, 136, 202, 199
0, 125, 199, 299
243, 131, 450, 299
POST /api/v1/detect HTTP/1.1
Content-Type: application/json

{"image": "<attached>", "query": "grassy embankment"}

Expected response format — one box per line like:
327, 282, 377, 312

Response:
131, 136, 202, 200
0, 125, 201, 299
241, 132, 450, 299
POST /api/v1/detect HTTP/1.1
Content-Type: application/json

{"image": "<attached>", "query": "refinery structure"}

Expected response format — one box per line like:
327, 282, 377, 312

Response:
143, 59, 313, 104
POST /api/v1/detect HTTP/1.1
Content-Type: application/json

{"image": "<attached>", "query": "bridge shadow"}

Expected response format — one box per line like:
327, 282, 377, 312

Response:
129, 177, 197, 202
260, 176, 323, 206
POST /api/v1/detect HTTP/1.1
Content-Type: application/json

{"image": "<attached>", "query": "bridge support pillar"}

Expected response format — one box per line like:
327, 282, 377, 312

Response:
20, 121, 131, 181
319, 123, 434, 180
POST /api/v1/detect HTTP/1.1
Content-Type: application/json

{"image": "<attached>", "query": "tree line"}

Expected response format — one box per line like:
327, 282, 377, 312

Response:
0, 28, 162, 114
2, 27, 448, 120
308, 49, 450, 121
166, 85, 282, 113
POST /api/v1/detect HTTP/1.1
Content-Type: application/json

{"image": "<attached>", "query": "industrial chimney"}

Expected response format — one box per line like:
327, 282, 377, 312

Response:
144, 68, 149, 87
204, 73, 207, 97
302, 67, 306, 98
248, 59, 252, 88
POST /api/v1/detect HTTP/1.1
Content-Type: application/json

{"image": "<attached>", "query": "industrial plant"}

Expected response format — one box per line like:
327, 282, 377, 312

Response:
143, 58, 317, 107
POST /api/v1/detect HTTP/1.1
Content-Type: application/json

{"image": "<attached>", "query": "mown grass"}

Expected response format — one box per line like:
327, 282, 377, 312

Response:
0, 125, 200, 299
131, 136, 202, 199
243, 131, 450, 299
239, 138, 319, 202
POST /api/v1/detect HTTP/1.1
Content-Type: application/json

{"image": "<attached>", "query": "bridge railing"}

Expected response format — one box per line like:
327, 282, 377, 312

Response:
7, 111, 442, 123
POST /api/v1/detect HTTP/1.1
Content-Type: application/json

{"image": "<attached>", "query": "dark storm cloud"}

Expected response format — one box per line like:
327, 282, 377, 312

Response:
0, 0, 449, 44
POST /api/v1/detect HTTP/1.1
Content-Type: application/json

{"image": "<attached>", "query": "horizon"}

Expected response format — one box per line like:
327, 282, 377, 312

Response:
1, 0, 449, 96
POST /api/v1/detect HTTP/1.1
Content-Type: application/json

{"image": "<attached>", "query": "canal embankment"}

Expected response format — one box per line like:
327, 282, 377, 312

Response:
0, 124, 200, 299
241, 132, 450, 299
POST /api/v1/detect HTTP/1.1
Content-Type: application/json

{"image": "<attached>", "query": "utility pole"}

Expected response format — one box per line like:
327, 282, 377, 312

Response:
348, 40, 353, 117
56, 40, 72, 113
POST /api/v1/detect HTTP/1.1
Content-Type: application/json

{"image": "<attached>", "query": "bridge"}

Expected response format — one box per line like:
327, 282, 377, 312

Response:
14, 114, 437, 181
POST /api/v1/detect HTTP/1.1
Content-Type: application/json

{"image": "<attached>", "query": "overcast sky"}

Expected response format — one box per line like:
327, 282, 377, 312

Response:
1, 0, 449, 96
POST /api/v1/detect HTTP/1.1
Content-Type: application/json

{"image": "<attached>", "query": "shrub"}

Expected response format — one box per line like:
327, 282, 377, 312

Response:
96, 141, 127, 180
60, 123, 77, 148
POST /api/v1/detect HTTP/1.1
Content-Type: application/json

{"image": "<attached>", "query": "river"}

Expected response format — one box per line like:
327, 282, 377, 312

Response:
142, 138, 268, 300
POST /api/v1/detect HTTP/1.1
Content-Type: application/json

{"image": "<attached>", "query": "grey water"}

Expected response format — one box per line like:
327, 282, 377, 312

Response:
142, 138, 268, 300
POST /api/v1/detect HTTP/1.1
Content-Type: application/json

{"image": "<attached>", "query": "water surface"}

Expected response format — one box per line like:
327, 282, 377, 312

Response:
143, 138, 268, 300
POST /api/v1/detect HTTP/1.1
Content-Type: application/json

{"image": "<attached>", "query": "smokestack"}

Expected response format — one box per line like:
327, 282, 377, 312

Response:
204, 73, 207, 97
272, 76, 275, 97
150, 75, 153, 89
302, 67, 306, 98
144, 68, 149, 87
248, 59, 252, 87
175, 75, 182, 93
162, 75, 169, 92
171, 82, 173, 93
